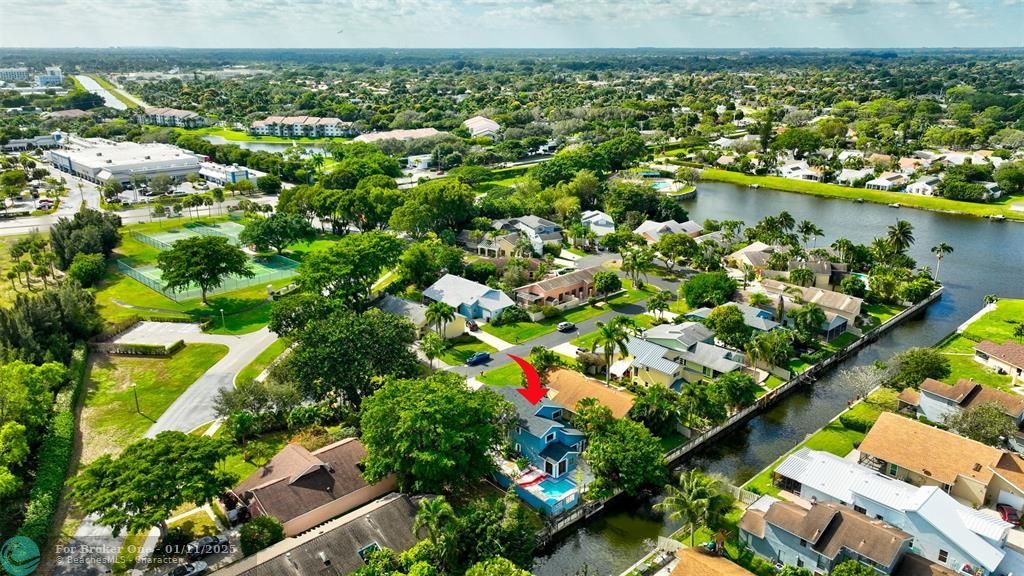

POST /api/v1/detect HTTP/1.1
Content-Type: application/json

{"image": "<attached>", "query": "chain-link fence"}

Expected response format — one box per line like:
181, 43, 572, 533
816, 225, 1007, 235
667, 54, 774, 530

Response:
117, 255, 299, 302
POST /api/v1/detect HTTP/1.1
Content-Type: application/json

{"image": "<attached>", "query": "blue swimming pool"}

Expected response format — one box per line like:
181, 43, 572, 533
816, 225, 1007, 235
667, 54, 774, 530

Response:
651, 180, 670, 190
538, 476, 577, 504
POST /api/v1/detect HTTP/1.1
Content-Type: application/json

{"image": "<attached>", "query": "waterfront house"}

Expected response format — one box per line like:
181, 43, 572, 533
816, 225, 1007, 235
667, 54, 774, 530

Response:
898, 378, 1024, 426
906, 176, 941, 196
581, 209, 615, 237
858, 413, 1024, 509
231, 439, 396, 537
490, 386, 584, 516
866, 172, 908, 191
771, 447, 1019, 576
778, 160, 823, 182
545, 368, 635, 419
634, 219, 704, 243
375, 294, 466, 339
613, 323, 745, 388
212, 494, 420, 576
422, 274, 514, 321
513, 266, 599, 308
760, 279, 862, 339
838, 168, 873, 186
493, 215, 563, 254
784, 256, 849, 290
670, 548, 755, 576
686, 302, 781, 334
739, 496, 913, 575
981, 182, 1005, 201
975, 341, 1024, 385
727, 241, 776, 270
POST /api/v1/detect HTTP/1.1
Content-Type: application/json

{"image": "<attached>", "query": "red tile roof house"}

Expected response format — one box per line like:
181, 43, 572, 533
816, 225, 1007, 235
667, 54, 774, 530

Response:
230, 438, 396, 536
513, 266, 600, 310
975, 341, 1024, 385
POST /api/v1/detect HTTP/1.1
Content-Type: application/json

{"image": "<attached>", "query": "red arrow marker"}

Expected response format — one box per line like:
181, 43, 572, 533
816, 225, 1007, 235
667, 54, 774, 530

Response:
509, 354, 548, 405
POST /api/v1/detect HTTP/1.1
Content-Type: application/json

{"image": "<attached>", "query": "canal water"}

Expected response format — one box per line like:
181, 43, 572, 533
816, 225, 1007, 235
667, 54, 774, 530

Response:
74, 75, 128, 111
199, 135, 329, 156
531, 182, 1024, 576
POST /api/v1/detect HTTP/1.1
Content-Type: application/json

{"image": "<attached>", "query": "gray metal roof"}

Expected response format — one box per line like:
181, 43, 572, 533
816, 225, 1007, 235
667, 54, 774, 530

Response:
376, 295, 427, 327
423, 274, 514, 312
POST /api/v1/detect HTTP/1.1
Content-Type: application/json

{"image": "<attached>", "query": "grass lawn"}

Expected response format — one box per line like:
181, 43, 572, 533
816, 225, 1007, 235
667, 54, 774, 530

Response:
864, 302, 905, 327
700, 168, 1024, 221
112, 530, 149, 574
962, 299, 1024, 343
236, 338, 290, 384
169, 510, 220, 538
571, 314, 656, 349
482, 280, 657, 343
438, 334, 497, 366
763, 375, 785, 390
787, 358, 812, 374
821, 331, 859, 354
173, 126, 351, 145
562, 245, 587, 257
80, 344, 229, 463
283, 234, 342, 261
938, 334, 1013, 391
659, 431, 688, 452
478, 361, 529, 387
669, 299, 690, 315
217, 430, 290, 482
743, 388, 897, 496
87, 74, 140, 109
0, 234, 32, 307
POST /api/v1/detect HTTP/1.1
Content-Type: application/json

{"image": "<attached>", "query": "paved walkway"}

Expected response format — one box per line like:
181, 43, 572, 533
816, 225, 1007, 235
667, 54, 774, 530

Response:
467, 327, 515, 351
57, 322, 279, 575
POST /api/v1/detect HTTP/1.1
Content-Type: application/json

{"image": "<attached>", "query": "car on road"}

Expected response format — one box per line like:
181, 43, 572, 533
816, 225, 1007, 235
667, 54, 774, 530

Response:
166, 561, 208, 576
465, 351, 491, 366
557, 322, 576, 332
998, 504, 1020, 526
186, 535, 230, 560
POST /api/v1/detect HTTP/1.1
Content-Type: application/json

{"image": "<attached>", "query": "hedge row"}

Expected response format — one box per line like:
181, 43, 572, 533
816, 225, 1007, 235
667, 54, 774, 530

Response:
18, 345, 88, 546
95, 315, 143, 341
91, 340, 185, 356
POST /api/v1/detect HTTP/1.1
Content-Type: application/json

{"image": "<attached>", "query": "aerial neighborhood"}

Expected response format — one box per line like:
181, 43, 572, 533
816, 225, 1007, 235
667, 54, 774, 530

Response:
1, 16, 1023, 576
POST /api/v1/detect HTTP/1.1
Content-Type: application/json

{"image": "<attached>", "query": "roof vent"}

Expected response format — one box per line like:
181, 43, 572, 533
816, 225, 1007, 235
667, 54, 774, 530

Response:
922, 469, 931, 476
319, 551, 331, 566
973, 463, 982, 472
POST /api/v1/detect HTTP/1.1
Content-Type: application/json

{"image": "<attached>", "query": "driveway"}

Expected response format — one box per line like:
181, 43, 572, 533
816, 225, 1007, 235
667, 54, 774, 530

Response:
55, 322, 278, 575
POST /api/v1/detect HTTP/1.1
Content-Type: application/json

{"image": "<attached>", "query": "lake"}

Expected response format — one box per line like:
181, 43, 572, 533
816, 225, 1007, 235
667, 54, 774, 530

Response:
531, 181, 1024, 576
200, 135, 328, 156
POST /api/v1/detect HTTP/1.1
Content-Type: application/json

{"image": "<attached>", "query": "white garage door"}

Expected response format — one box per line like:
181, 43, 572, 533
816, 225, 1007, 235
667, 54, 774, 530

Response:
998, 490, 1024, 510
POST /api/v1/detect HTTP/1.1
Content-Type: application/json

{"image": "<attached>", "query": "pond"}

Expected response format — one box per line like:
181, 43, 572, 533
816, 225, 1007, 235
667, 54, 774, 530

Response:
199, 135, 329, 156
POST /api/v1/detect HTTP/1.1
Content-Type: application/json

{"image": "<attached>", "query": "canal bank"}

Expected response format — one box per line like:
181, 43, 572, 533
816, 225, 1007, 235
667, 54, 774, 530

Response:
530, 182, 1024, 576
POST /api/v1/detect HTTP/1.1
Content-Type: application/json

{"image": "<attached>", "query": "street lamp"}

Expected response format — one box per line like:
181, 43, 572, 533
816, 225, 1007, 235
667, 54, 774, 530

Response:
220, 308, 226, 331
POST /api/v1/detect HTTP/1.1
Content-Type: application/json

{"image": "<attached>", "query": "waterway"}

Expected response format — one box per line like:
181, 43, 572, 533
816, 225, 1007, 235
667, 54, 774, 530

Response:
532, 181, 1024, 576
199, 135, 328, 156
74, 75, 128, 111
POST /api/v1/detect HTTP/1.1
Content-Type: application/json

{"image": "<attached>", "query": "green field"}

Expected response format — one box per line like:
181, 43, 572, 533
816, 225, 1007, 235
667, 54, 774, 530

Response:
700, 168, 1024, 221
481, 280, 657, 343
439, 334, 497, 366
80, 344, 229, 463
236, 338, 290, 384
935, 299, 1024, 392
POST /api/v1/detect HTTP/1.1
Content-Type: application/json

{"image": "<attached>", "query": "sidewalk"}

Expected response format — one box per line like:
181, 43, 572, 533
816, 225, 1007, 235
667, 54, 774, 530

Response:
467, 327, 515, 351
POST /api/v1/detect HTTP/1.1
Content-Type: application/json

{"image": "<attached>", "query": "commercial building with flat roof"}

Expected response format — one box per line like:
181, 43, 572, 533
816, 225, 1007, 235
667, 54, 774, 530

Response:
47, 135, 200, 184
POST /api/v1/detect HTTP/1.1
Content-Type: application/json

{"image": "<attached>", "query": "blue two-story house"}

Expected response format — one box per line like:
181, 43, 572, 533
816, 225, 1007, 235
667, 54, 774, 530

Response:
491, 386, 585, 516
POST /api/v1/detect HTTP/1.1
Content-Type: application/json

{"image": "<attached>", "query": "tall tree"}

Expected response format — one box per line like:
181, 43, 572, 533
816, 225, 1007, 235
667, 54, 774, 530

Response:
298, 231, 403, 309
239, 212, 315, 254
654, 469, 718, 546
425, 301, 456, 337
590, 317, 631, 382
887, 219, 915, 253
931, 242, 953, 281
158, 236, 253, 304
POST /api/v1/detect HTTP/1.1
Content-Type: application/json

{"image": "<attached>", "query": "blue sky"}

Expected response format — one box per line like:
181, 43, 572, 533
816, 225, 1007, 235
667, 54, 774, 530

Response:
2, 0, 1022, 48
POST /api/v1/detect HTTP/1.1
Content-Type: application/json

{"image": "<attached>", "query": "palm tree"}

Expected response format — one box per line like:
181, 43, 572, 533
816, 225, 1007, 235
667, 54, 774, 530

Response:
887, 219, 915, 253
930, 243, 953, 281
425, 301, 456, 337
777, 211, 795, 232
653, 469, 718, 546
984, 294, 1000, 305
831, 238, 855, 263
1015, 324, 1024, 344
6, 270, 17, 291
591, 317, 631, 382
414, 496, 455, 569
420, 332, 445, 371
790, 267, 815, 287
748, 292, 771, 310
647, 291, 670, 319
740, 263, 756, 289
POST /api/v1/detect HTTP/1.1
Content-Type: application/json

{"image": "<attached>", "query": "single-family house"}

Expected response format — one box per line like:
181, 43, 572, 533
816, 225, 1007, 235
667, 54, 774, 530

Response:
838, 168, 873, 186
898, 378, 1024, 427
906, 176, 941, 196
838, 150, 865, 163
858, 413, 1024, 509
770, 447, 1018, 576
869, 153, 894, 166
581, 210, 615, 237
463, 115, 500, 139
975, 341, 1024, 384
634, 219, 704, 244
760, 279, 862, 339
783, 256, 849, 290
480, 257, 545, 282
866, 172, 907, 191
456, 229, 520, 258
686, 302, 781, 333
422, 274, 515, 321
494, 215, 563, 254
739, 497, 913, 575
513, 266, 599, 307
211, 494, 420, 576
669, 548, 756, 576
727, 241, 776, 269
615, 323, 745, 388
405, 154, 431, 171
695, 230, 732, 250
981, 182, 1005, 201
545, 368, 635, 419
376, 294, 466, 339
778, 161, 823, 182
898, 157, 925, 174
491, 386, 584, 515
231, 439, 396, 537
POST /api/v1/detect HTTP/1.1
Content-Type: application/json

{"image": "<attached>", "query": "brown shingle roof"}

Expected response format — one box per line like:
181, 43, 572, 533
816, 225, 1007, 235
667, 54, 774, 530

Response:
236, 438, 376, 524
965, 385, 1024, 418
858, 413, 1002, 487
919, 377, 978, 403
738, 508, 767, 539
976, 340, 1024, 370
671, 548, 755, 576
895, 553, 960, 576
764, 501, 910, 567
897, 388, 920, 407
545, 368, 635, 419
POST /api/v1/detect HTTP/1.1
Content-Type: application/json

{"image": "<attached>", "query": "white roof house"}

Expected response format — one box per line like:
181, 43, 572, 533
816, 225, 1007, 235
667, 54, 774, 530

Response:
836, 168, 873, 186
633, 219, 703, 243
581, 210, 615, 237
906, 176, 941, 196
774, 447, 1011, 574
463, 116, 500, 139
422, 274, 514, 321
777, 161, 822, 182
865, 171, 907, 191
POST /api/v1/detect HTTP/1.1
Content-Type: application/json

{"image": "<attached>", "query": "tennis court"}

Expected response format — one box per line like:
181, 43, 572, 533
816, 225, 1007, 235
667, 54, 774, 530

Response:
118, 254, 299, 302
130, 221, 248, 250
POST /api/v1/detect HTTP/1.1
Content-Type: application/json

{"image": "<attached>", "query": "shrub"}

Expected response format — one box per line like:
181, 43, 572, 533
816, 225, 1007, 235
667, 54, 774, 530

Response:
68, 253, 107, 288
542, 243, 562, 257
286, 403, 343, 429
491, 306, 529, 326
839, 410, 875, 433
161, 526, 192, 555
540, 304, 561, 318
240, 515, 285, 556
